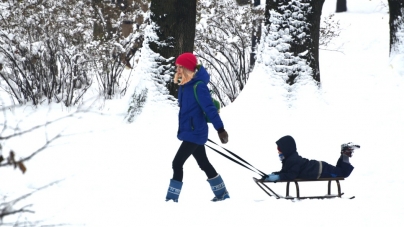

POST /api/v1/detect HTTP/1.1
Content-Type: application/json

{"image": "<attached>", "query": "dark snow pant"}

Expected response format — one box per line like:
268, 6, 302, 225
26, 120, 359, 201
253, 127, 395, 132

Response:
320, 157, 354, 178
172, 141, 218, 182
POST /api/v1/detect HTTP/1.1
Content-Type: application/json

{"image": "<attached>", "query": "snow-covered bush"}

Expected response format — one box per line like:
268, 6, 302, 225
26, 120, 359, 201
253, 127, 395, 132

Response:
0, 0, 95, 106
91, 0, 148, 100
320, 14, 341, 48
126, 88, 148, 123
0, 0, 149, 106
195, 0, 259, 105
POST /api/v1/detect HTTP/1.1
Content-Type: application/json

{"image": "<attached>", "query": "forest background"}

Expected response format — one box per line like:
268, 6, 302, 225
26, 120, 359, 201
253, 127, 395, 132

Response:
1, 0, 404, 226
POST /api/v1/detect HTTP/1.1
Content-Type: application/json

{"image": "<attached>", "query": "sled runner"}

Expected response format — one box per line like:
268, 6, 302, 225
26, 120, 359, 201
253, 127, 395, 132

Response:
253, 177, 354, 200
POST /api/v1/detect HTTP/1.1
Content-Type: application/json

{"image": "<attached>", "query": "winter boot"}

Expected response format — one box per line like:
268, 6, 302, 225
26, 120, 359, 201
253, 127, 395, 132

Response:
165, 179, 183, 202
341, 142, 360, 158
207, 174, 230, 202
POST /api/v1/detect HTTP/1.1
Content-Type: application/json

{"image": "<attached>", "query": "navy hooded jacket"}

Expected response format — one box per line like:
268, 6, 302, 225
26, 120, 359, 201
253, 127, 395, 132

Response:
274, 135, 320, 180
177, 66, 224, 145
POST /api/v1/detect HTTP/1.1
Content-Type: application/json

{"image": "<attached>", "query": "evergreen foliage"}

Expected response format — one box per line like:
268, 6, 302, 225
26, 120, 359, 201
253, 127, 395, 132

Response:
260, 1, 314, 85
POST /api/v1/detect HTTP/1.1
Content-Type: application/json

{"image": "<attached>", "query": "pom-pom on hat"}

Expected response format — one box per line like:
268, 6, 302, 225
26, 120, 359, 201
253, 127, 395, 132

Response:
175, 53, 197, 71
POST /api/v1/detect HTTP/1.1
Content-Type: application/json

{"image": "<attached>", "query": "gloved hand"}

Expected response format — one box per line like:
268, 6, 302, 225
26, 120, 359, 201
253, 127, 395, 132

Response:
218, 130, 228, 144
265, 174, 280, 182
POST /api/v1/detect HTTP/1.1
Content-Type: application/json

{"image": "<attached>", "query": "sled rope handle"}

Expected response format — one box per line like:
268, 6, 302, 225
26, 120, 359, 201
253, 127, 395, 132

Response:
206, 139, 267, 178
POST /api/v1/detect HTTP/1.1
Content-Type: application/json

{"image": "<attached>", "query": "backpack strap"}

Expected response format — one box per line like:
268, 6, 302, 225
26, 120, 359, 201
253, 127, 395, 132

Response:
193, 81, 204, 108
193, 81, 219, 123
194, 81, 220, 112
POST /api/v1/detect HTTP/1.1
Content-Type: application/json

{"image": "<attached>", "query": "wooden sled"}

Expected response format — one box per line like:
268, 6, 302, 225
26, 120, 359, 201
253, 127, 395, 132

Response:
253, 177, 354, 200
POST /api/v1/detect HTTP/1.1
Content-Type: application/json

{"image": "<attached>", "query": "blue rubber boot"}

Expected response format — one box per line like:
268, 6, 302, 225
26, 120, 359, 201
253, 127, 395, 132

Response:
207, 174, 230, 202
165, 179, 183, 202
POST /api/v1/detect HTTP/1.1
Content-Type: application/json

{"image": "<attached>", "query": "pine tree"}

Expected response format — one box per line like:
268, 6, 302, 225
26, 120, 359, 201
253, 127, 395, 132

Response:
263, 0, 325, 84
149, 0, 197, 98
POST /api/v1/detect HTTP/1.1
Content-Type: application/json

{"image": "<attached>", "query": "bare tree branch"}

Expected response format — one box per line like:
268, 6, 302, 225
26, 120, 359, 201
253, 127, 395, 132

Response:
0, 180, 63, 225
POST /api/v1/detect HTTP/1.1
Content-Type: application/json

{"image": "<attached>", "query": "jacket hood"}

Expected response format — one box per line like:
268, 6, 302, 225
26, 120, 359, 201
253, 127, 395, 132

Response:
276, 135, 297, 158
191, 65, 210, 84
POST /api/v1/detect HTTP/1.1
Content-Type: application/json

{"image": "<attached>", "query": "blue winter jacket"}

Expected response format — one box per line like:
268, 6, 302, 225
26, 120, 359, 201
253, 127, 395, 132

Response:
177, 66, 224, 145
274, 135, 320, 180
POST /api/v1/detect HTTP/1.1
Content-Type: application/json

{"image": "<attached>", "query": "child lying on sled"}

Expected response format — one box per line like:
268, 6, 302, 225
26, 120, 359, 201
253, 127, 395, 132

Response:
265, 135, 360, 181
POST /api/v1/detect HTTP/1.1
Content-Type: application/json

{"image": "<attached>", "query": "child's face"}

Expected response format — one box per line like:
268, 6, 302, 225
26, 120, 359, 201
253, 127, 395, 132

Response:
278, 150, 285, 161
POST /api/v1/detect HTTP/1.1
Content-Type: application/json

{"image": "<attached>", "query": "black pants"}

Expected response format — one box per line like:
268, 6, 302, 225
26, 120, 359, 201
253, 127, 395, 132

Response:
172, 141, 218, 182
320, 157, 354, 178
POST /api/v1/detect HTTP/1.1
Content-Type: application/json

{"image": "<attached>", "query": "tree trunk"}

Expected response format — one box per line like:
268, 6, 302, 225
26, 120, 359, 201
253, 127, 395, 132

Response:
388, 0, 404, 55
265, 0, 325, 84
336, 0, 347, 13
250, 0, 261, 69
150, 0, 197, 98
236, 0, 251, 6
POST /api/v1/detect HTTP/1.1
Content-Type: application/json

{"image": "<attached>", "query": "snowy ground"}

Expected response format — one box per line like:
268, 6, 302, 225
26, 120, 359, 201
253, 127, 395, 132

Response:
1, 0, 404, 226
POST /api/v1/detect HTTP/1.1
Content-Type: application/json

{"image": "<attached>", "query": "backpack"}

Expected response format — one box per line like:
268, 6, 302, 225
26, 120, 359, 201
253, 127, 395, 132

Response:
193, 81, 220, 123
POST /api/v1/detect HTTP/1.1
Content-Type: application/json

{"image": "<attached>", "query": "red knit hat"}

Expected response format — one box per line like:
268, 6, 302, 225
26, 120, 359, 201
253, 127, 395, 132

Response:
175, 53, 197, 71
